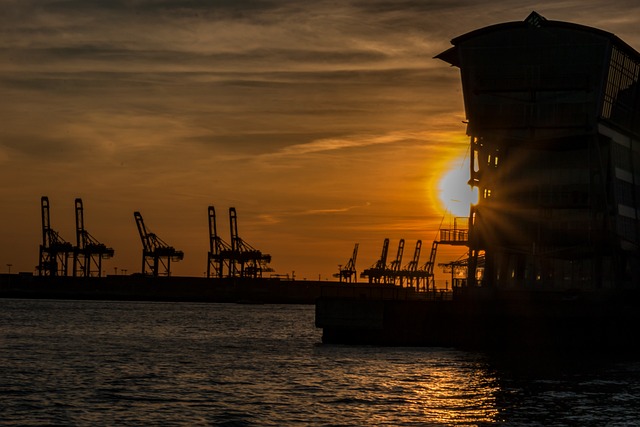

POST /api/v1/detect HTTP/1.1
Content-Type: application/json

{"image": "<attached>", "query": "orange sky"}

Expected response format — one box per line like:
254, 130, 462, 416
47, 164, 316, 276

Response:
1, 1, 640, 283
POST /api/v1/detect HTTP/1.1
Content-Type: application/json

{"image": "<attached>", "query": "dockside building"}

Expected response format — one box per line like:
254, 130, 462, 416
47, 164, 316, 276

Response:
436, 12, 640, 289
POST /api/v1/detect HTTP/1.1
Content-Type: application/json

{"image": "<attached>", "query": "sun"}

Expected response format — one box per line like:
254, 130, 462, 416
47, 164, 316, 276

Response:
438, 157, 478, 218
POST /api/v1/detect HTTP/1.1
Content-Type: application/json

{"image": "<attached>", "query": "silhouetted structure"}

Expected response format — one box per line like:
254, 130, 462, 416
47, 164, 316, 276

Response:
38, 196, 73, 276
228, 207, 272, 278
134, 211, 184, 277
361, 238, 390, 283
361, 239, 442, 287
388, 239, 405, 280
207, 206, 232, 278
334, 243, 359, 283
316, 12, 640, 350
73, 198, 114, 277
401, 240, 425, 289
436, 11, 640, 289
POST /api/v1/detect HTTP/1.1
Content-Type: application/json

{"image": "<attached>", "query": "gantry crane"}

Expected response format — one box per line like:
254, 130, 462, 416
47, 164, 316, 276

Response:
38, 196, 73, 276
403, 240, 427, 289
388, 238, 405, 284
207, 205, 232, 278
420, 240, 439, 291
228, 207, 271, 278
405, 240, 422, 272
361, 238, 390, 283
334, 243, 359, 283
134, 211, 184, 277
73, 198, 114, 277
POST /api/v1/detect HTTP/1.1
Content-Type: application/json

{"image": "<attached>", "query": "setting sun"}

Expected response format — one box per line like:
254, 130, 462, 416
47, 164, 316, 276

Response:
438, 156, 478, 218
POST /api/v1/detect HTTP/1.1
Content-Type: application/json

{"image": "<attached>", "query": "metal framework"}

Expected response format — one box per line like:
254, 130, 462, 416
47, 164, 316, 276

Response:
421, 241, 439, 290
361, 238, 391, 283
228, 207, 272, 278
401, 240, 425, 289
38, 196, 73, 276
389, 239, 405, 278
73, 198, 114, 277
207, 206, 232, 278
134, 211, 184, 277
334, 243, 359, 283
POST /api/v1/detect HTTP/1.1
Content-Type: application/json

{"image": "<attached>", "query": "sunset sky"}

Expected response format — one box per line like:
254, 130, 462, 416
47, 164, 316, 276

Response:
2, 1, 640, 282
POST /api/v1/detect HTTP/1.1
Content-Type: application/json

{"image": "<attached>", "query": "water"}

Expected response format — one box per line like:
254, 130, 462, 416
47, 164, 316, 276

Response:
1, 299, 639, 426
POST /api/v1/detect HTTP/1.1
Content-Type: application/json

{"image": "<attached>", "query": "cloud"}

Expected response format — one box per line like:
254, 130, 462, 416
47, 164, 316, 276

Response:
1, 0, 640, 279
299, 202, 371, 215
267, 131, 419, 156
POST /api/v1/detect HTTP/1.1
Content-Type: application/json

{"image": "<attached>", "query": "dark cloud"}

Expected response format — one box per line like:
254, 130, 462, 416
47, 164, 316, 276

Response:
1, 0, 639, 278
352, 0, 473, 14
0, 133, 87, 160
40, 0, 286, 17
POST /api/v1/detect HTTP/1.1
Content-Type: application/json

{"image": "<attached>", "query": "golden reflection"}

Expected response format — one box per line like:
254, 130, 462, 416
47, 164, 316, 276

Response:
405, 359, 501, 424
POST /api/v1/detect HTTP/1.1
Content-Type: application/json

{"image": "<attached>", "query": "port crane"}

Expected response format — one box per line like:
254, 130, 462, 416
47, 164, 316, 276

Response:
389, 238, 405, 284
361, 238, 390, 283
421, 241, 439, 291
404, 240, 422, 272
228, 207, 272, 278
38, 196, 73, 276
402, 240, 426, 289
334, 243, 359, 283
134, 211, 184, 277
207, 206, 233, 278
73, 198, 114, 277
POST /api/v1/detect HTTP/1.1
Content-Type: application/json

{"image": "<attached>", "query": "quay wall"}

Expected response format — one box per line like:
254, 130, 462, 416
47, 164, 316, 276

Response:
315, 287, 640, 352
0, 274, 330, 304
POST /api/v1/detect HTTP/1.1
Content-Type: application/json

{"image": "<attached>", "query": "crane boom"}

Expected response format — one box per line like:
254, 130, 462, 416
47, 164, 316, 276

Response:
377, 238, 390, 269
38, 196, 73, 276
405, 240, 422, 271
73, 198, 114, 277
389, 239, 405, 272
75, 198, 85, 250
227, 207, 271, 278
41, 196, 51, 248
361, 238, 391, 283
133, 211, 183, 277
134, 211, 152, 253
334, 243, 359, 282
208, 205, 218, 255
207, 206, 232, 278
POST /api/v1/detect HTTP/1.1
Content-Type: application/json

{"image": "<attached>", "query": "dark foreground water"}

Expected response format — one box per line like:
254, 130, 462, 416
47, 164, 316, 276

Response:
1, 299, 639, 426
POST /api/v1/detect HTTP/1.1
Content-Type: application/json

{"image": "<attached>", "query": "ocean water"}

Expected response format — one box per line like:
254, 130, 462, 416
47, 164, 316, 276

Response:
1, 299, 639, 426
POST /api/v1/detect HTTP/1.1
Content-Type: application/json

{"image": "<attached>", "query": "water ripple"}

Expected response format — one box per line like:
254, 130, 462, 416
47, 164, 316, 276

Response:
1, 299, 639, 426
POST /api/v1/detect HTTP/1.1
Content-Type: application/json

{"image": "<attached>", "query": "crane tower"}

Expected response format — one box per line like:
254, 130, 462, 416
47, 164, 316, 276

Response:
207, 206, 232, 278
228, 207, 272, 278
134, 211, 184, 277
334, 243, 359, 283
361, 238, 390, 283
73, 198, 114, 277
38, 196, 73, 276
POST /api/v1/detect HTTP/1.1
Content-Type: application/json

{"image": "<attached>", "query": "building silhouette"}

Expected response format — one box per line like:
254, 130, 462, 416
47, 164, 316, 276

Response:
437, 12, 640, 289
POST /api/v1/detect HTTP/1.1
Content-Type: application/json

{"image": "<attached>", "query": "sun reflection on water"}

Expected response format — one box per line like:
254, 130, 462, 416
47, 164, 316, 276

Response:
315, 346, 502, 425
402, 359, 500, 424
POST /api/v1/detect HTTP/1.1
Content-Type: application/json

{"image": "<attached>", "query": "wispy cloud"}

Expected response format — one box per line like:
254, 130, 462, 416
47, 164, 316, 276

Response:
256, 130, 433, 162
299, 202, 371, 215
1, 0, 640, 279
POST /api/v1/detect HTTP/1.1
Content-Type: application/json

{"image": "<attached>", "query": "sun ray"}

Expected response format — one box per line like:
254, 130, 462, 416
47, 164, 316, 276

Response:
438, 155, 478, 218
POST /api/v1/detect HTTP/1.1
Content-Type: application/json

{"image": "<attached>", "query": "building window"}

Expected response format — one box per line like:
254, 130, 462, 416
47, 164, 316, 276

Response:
602, 46, 640, 133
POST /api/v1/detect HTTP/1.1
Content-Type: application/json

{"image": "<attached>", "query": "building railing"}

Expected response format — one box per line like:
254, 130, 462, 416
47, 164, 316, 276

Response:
439, 228, 469, 244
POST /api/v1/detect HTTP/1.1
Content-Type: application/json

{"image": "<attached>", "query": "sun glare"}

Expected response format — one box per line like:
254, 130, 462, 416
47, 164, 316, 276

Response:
438, 157, 478, 218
